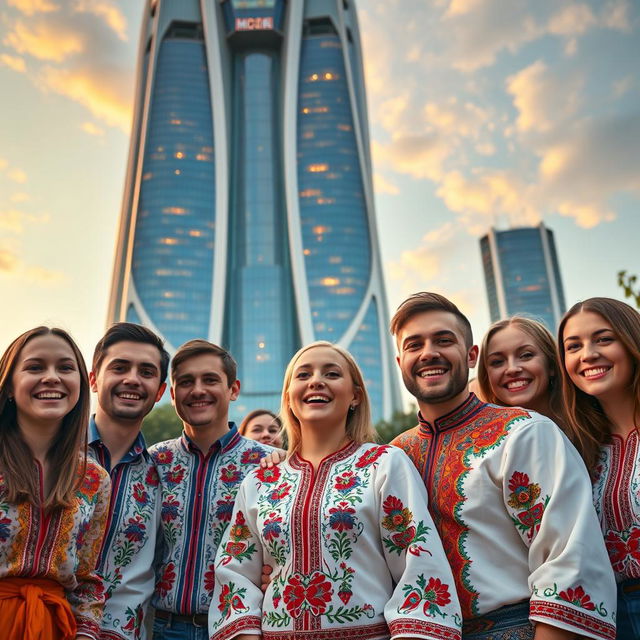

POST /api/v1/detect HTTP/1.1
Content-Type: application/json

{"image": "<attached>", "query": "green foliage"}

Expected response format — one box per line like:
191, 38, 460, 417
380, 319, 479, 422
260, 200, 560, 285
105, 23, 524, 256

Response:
618, 271, 640, 309
142, 403, 182, 446
375, 407, 418, 444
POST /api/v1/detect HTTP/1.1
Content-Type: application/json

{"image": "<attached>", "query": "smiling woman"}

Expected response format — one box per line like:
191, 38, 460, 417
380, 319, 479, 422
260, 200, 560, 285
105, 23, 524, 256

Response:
558, 298, 640, 640
208, 341, 463, 640
0, 326, 110, 640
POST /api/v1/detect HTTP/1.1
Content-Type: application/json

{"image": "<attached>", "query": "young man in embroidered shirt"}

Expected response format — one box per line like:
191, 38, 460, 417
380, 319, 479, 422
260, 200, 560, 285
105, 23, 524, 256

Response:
89, 322, 169, 640
149, 339, 273, 640
389, 292, 617, 640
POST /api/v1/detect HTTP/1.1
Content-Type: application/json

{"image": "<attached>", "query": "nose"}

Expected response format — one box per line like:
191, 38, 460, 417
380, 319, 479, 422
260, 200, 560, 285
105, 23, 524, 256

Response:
191, 379, 206, 396
308, 372, 325, 388
580, 343, 600, 362
42, 366, 61, 384
505, 358, 522, 376
122, 370, 142, 386
419, 342, 440, 361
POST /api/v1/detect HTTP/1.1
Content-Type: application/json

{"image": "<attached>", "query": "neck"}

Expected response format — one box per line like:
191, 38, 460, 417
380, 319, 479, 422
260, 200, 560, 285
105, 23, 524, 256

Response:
184, 419, 229, 453
299, 420, 350, 468
17, 418, 60, 464
599, 393, 638, 436
417, 388, 469, 425
94, 408, 142, 467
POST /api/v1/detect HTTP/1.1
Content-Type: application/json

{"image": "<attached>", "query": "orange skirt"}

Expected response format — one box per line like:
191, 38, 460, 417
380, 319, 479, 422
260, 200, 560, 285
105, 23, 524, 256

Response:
0, 577, 76, 640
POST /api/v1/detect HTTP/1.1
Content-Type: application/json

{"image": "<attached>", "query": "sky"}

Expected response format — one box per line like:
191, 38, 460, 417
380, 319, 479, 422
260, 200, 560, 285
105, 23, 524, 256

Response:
1, 0, 639, 369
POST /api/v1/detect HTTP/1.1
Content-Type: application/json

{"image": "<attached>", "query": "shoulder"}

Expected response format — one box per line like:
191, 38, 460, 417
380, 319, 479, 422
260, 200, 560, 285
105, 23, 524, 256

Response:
80, 458, 111, 497
234, 437, 274, 463
149, 437, 182, 463
350, 442, 397, 469
389, 425, 420, 449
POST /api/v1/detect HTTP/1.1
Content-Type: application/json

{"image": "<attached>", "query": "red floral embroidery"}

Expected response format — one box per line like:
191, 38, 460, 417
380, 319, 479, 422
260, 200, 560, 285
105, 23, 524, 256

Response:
382, 496, 413, 530
267, 482, 292, 504
283, 571, 333, 617
132, 482, 148, 504
241, 447, 264, 465
81, 464, 102, 494
164, 465, 185, 485
605, 527, 640, 573
399, 575, 452, 618
145, 466, 159, 486
334, 471, 360, 493
222, 511, 255, 565
507, 471, 548, 541
256, 465, 281, 484
355, 445, 388, 468
204, 563, 216, 593
156, 562, 176, 598
220, 464, 242, 485
218, 582, 249, 620
153, 448, 173, 465
328, 501, 357, 531
558, 585, 596, 611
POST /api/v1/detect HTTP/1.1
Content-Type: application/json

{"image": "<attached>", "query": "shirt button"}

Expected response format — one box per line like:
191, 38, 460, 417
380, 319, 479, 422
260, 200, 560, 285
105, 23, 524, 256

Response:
198, 492, 202, 497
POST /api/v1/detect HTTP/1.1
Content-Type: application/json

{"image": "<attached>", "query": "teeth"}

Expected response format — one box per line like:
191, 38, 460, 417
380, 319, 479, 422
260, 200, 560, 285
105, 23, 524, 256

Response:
419, 369, 446, 378
119, 393, 141, 400
36, 392, 63, 399
190, 401, 210, 407
507, 380, 530, 390
306, 395, 329, 403
583, 367, 608, 378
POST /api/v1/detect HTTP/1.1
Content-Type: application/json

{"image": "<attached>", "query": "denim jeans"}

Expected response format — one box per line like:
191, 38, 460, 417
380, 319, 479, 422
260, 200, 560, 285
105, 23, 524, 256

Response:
152, 614, 209, 640
617, 579, 640, 640
463, 601, 534, 640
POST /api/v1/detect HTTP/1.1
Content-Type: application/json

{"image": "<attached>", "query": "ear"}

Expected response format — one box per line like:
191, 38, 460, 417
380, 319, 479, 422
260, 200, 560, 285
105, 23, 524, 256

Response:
467, 345, 479, 369
89, 371, 98, 393
154, 382, 167, 403
351, 386, 362, 408
229, 379, 240, 402
170, 385, 176, 405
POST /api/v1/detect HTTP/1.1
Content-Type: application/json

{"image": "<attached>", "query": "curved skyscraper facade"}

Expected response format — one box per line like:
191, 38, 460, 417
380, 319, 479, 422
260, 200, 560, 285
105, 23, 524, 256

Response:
108, 0, 401, 422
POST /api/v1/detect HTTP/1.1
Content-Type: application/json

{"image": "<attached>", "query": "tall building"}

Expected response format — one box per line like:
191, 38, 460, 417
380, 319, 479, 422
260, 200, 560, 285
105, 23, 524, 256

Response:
108, 0, 401, 422
480, 223, 566, 330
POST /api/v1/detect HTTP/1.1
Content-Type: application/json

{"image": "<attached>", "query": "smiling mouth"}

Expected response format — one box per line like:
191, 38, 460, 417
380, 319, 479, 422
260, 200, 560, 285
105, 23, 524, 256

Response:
34, 391, 65, 400
117, 392, 142, 401
505, 379, 531, 391
188, 400, 213, 408
304, 395, 330, 404
582, 367, 610, 379
417, 368, 447, 378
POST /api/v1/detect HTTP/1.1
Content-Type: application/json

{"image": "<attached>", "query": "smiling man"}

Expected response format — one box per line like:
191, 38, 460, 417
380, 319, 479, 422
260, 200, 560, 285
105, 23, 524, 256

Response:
389, 292, 617, 640
149, 339, 273, 640
89, 322, 169, 639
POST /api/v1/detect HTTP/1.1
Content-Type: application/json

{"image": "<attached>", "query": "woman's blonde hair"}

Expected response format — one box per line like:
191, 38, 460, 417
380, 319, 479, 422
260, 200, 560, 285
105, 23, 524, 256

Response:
280, 341, 376, 454
477, 316, 566, 429
558, 297, 640, 471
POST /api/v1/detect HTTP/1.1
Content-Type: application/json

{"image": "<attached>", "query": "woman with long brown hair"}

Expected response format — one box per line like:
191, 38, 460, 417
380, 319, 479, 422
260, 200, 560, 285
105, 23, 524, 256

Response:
477, 316, 566, 428
0, 327, 110, 640
558, 298, 640, 639
209, 341, 461, 640
238, 409, 284, 448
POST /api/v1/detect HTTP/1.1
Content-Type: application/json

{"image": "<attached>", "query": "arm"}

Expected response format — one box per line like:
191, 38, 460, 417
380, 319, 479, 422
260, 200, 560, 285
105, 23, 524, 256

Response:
534, 622, 577, 640
69, 465, 111, 640
209, 478, 265, 640
502, 419, 616, 640
377, 447, 462, 640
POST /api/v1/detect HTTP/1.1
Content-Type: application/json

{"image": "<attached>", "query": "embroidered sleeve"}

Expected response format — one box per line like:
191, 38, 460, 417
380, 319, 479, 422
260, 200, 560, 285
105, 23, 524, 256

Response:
208, 478, 263, 640
376, 448, 462, 640
70, 463, 111, 640
502, 418, 617, 640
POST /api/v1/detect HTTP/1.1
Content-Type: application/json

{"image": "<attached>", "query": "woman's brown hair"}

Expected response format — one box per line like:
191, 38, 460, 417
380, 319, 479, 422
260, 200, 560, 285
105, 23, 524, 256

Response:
477, 316, 567, 429
558, 298, 640, 471
0, 326, 90, 511
280, 341, 377, 455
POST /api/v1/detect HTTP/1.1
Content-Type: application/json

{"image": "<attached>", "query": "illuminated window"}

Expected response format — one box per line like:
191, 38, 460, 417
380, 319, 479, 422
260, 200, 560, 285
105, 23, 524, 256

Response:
174, 169, 181, 175
196, 153, 211, 161
312, 225, 328, 234
162, 207, 187, 214
175, 152, 185, 159
188, 230, 203, 237
321, 277, 340, 286
300, 188, 321, 197
337, 124, 351, 131
317, 197, 335, 204
170, 119, 182, 125
258, 341, 265, 349
335, 287, 355, 295
302, 131, 315, 139
160, 237, 178, 245
308, 163, 328, 173
142, 172, 153, 181
324, 72, 335, 80
303, 248, 311, 255
163, 291, 175, 298
328, 256, 342, 264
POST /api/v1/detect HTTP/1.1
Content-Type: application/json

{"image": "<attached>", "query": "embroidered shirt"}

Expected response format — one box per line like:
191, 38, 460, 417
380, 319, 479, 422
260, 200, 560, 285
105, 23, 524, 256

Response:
89, 417, 161, 640
392, 393, 617, 640
209, 441, 463, 640
150, 425, 272, 615
593, 429, 640, 581
0, 458, 110, 640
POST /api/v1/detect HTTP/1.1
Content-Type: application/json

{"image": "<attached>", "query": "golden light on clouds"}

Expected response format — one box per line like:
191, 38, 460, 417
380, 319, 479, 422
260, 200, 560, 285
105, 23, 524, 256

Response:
7, 0, 59, 16
74, 0, 128, 41
0, 54, 26, 72
4, 20, 84, 62
81, 121, 105, 137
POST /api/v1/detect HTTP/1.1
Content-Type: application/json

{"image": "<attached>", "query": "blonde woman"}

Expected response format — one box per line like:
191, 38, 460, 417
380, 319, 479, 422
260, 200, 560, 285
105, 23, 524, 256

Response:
209, 341, 462, 640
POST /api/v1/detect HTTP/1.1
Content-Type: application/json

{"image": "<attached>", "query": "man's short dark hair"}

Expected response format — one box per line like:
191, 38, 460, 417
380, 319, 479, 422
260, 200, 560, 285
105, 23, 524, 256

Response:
93, 323, 170, 383
390, 292, 474, 348
171, 339, 237, 387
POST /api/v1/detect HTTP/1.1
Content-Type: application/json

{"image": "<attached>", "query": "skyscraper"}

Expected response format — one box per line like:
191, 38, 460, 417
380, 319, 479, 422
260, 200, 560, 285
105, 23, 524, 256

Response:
108, 0, 401, 421
480, 223, 566, 330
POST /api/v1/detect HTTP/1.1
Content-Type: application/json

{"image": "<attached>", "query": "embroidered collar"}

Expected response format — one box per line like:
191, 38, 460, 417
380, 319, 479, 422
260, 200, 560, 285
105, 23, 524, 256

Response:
289, 440, 360, 470
417, 393, 483, 436
180, 422, 240, 455
89, 414, 149, 469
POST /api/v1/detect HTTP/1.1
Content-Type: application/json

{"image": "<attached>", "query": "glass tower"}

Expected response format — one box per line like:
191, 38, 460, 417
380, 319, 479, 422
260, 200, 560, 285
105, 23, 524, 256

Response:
480, 223, 567, 330
108, 0, 401, 422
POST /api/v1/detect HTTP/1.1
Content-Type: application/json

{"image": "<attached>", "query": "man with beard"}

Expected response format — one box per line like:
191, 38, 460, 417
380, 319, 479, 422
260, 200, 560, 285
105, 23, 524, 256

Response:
89, 323, 169, 639
389, 292, 616, 640
149, 340, 273, 640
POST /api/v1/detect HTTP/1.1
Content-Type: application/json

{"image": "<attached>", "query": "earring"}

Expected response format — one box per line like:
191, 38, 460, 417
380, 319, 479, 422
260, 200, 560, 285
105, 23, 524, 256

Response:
348, 404, 356, 412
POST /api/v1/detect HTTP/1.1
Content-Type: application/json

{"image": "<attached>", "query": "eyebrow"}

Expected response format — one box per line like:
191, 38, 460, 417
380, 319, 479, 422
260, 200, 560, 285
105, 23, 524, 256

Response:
294, 362, 343, 370
108, 358, 159, 370
563, 328, 613, 343
23, 356, 75, 363
488, 343, 536, 357
402, 330, 456, 345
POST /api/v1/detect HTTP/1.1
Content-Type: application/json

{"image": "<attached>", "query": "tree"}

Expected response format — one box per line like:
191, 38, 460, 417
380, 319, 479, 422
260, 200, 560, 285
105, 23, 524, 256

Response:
375, 406, 418, 444
142, 404, 183, 447
618, 271, 640, 309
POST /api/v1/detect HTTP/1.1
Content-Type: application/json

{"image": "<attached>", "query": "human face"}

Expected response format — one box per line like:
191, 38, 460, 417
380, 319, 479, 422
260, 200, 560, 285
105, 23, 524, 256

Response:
90, 341, 165, 424
485, 326, 551, 413
396, 310, 478, 410
11, 334, 81, 430
562, 310, 634, 404
287, 346, 360, 431
171, 354, 240, 431
244, 414, 283, 448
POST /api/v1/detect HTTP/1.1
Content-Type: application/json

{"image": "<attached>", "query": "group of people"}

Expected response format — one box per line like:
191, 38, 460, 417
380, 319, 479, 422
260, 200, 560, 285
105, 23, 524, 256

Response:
0, 292, 637, 640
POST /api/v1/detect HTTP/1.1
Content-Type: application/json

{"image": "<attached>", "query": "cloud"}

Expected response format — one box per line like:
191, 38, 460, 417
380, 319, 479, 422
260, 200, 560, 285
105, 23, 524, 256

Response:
373, 172, 399, 195
547, 3, 597, 36
7, 0, 59, 15
23, 265, 65, 283
506, 61, 583, 133
602, 0, 633, 32
0, 249, 19, 273
41, 66, 132, 131
73, 0, 128, 41
81, 121, 105, 137
4, 20, 84, 62
10, 192, 30, 203
0, 210, 25, 233
7, 168, 27, 183
0, 54, 27, 72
